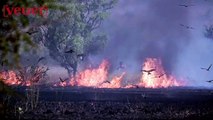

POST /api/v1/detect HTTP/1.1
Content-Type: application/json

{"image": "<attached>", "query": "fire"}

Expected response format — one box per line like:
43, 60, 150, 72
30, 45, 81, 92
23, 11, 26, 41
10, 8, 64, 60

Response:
139, 58, 182, 88
70, 60, 126, 88
54, 81, 67, 87
0, 71, 21, 85
59, 58, 183, 88
1, 58, 184, 89
100, 72, 126, 88
72, 60, 109, 87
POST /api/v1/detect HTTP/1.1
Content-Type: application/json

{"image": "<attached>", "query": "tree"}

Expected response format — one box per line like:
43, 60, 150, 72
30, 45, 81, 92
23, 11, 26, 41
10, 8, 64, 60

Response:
0, 0, 63, 116
0, 0, 64, 67
40, 0, 117, 82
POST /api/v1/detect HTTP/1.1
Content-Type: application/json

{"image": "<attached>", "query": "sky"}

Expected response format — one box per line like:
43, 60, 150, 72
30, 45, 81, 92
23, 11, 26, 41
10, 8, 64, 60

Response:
93, 0, 213, 87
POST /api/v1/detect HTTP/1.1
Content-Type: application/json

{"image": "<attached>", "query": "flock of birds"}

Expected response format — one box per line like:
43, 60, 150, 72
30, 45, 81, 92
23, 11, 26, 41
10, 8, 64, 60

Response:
178, 2, 212, 84
1, 1, 212, 87
178, 3, 195, 30
106, 60, 213, 88
201, 64, 213, 83
58, 1, 212, 85
139, 63, 213, 84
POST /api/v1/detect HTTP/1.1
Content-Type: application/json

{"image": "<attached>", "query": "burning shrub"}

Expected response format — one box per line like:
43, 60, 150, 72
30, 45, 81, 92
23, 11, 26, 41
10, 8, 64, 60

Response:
16, 64, 49, 111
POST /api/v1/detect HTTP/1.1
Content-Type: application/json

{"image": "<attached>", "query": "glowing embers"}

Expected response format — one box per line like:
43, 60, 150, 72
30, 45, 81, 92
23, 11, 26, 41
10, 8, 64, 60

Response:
139, 58, 182, 88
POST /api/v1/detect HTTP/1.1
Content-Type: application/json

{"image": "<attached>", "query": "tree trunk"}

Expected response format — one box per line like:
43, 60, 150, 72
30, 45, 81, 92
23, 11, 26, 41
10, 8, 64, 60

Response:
66, 66, 77, 86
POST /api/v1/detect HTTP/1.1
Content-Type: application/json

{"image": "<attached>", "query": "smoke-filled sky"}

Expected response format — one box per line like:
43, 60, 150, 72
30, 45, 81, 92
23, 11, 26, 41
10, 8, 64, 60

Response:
93, 0, 213, 87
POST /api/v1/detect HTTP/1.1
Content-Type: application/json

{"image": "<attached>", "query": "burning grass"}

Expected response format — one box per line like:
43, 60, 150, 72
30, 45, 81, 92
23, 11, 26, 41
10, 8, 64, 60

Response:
1, 58, 184, 89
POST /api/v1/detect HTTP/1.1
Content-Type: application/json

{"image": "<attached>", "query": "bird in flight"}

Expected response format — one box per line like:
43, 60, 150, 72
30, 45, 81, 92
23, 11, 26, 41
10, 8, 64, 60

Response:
59, 77, 69, 83
132, 84, 140, 88
117, 61, 125, 70
26, 30, 38, 35
201, 64, 212, 71
141, 69, 156, 75
65, 49, 75, 53
37, 57, 45, 63
206, 80, 213, 83
180, 24, 194, 29
158, 73, 165, 78
102, 80, 111, 84
178, 4, 194, 7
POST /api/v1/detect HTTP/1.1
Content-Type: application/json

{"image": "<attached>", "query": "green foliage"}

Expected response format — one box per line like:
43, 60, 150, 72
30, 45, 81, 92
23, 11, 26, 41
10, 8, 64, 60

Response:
0, 0, 63, 108
0, 0, 63, 67
41, 0, 117, 77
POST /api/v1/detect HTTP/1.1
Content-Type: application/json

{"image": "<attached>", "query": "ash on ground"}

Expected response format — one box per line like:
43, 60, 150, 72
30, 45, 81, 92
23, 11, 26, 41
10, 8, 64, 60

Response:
3, 101, 213, 120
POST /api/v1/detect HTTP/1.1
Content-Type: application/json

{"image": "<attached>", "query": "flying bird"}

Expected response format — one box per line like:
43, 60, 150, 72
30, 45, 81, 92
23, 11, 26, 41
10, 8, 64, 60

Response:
102, 80, 111, 84
37, 57, 45, 63
206, 80, 213, 83
158, 73, 165, 78
65, 49, 75, 53
179, 24, 194, 29
132, 84, 140, 88
46, 67, 50, 71
117, 61, 125, 70
201, 64, 212, 71
59, 77, 69, 83
26, 30, 38, 35
141, 69, 156, 75
178, 4, 194, 7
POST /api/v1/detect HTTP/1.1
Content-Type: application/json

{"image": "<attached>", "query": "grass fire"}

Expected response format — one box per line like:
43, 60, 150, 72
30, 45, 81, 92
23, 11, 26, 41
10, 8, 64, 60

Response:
1, 0, 213, 120
0, 58, 183, 89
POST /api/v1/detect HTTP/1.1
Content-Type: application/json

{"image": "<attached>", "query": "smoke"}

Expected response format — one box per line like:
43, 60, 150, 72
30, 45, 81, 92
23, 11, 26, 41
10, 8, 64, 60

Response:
19, 0, 212, 87
98, 0, 190, 72
175, 0, 213, 87
94, 0, 213, 87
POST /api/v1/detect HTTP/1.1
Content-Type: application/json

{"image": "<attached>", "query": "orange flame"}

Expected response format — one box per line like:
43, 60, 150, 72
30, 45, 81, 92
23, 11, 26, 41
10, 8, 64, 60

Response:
71, 60, 109, 87
0, 71, 32, 86
70, 60, 126, 88
100, 72, 126, 88
0, 71, 21, 85
1, 58, 184, 89
139, 58, 182, 88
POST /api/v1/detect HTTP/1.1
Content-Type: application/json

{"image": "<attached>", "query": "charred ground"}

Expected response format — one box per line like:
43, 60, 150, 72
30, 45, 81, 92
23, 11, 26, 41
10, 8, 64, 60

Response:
1, 87, 213, 120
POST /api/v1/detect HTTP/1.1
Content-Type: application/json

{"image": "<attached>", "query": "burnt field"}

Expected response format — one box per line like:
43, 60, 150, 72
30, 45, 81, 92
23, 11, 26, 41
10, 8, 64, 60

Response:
35, 87, 213, 103
2, 87, 213, 120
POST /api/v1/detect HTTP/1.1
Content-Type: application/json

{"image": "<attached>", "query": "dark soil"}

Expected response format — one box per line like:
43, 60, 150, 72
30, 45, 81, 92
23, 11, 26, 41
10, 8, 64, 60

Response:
3, 101, 213, 120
